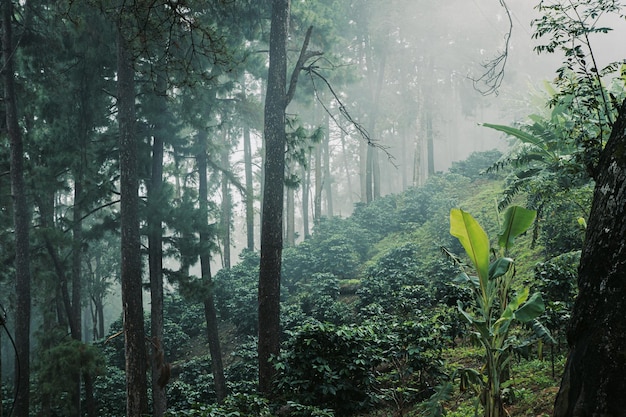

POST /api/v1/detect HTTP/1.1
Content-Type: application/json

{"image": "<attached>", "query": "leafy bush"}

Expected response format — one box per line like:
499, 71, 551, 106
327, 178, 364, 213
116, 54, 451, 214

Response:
275, 320, 382, 415
93, 364, 126, 417
357, 243, 433, 317
534, 251, 579, 347
213, 250, 260, 336
448, 149, 503, 180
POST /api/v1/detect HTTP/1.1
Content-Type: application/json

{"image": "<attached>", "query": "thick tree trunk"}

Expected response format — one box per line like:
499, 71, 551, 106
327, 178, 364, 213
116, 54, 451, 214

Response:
553, 99, 626, 416
149, 81, 167, 417
197, 137, 228, 402
258, 0, 289, 396
117, 26, 148, 417
3, 1, 31, 416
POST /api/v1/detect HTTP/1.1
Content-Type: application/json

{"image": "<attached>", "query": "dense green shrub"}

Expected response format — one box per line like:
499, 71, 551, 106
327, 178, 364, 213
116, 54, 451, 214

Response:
357, 243, 433, 317
534, 251, 579, 347
275, 320, 382, 415
352, 195, 402, 237
93, 364, 126, 417
213, 250, 260, 336
448, 149, 503, 180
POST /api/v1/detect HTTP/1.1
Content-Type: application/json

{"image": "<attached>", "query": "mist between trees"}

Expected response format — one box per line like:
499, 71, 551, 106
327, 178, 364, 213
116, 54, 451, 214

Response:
1, 0, 625, 416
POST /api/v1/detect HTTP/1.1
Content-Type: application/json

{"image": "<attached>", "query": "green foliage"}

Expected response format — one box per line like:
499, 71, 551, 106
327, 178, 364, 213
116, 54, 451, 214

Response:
33, 337, 105, 416
168, 355, 218, 409
534, 252, 579, 347
537, 186, 591, 257
93, 365, 126, 417
275, 314, 446, 415
213, 250, 260, 337
357, 243, 433, 317
448, 149, 504, 181
275, 320, 382, 414
447, 206, 545, 417
532, 0, 626, 175
287, 272, 353, 327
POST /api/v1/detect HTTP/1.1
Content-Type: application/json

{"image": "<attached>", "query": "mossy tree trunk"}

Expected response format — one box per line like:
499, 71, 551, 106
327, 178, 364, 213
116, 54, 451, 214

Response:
554, 98, 626, 416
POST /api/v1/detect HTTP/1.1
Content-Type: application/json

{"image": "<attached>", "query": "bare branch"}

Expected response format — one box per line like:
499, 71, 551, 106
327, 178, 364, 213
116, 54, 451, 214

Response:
285, 25, 323, 106
305, 61, 397, 168
470, 0, 512, 95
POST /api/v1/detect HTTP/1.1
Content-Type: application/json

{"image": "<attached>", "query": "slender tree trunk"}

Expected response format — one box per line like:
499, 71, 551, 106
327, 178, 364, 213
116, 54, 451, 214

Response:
285, 179, 295, 246
339, 130, 354, 208
149, 77, 167, 417
3, 1, 31, 416
220, 142, 232, 268
242, 76, 255, 251
197, 135, 228, 402
258, 0, 289, 396
323, 114, 333, 217
117, 26, 148, 417
301, 160, 311, 238
314, 142, 322, 221
553, 99, 626, 416
426, 110, 434, 177
70, 168, 83, 417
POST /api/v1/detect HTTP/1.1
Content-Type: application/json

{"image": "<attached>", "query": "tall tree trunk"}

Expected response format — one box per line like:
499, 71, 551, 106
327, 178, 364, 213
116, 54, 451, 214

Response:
301, 159, 311, 238
323, 114, 333, 217
426, 110, 434, 177
70, 164, 83, 417
553, 99, 626, 416
242, 76, 255, 252
197, 135, 228, 402
117, 26, 148, 417
314, 142, 323, 221
339, 130, 354, 208
37, 189, 55, 417
285, 179, 295, 246
258, 0, 289, 396
3, 1, 31, 416
148, 76, 167, 417
220, 142, 232, 268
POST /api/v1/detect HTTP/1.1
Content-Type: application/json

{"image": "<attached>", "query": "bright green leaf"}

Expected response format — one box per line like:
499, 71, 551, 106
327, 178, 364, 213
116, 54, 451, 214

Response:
515, 292, 545, 323
489, 257, 513, 279
498, 206, 537, 252
450, 209, 490, 287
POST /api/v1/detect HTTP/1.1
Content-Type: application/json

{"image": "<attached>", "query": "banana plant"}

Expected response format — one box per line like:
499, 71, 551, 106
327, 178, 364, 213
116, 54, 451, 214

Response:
449, 205, 544, 417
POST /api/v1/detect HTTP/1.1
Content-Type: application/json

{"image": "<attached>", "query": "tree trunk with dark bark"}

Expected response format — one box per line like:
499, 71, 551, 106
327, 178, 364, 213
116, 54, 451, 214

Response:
197, 136, 228, 403
242, 76, 256, 252
553, 99, 626, 416
258, 0, 289, 396
220, 142, 232, 268
148, 76, 167, 417
117, 26, 148, 417
3, 1, 31, 416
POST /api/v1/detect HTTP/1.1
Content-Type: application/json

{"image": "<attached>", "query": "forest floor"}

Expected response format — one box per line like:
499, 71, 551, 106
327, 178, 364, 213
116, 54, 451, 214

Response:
359, 346, 564, 417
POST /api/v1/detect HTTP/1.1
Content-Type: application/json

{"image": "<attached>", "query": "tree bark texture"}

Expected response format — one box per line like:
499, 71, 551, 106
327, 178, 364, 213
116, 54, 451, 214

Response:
242, 76, 255, 251
117, 27, 148, 417
3, 1, 31, 416
553, 99, 626, 416
258, 0, 289, 397
149, 78, 167, 417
